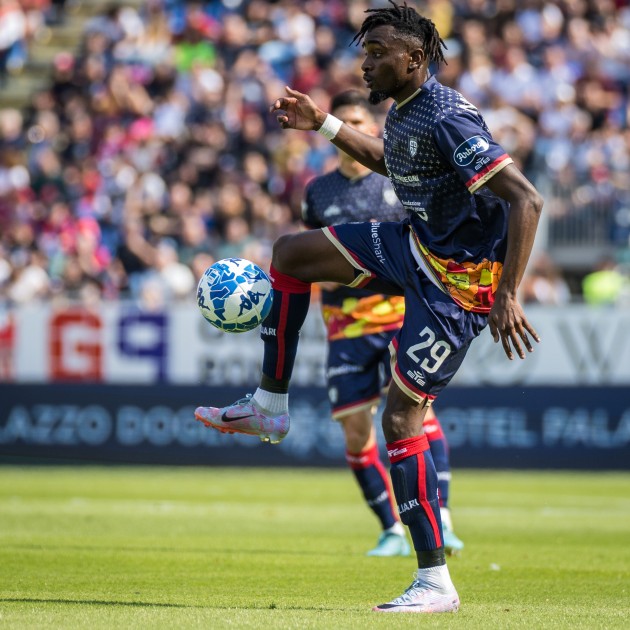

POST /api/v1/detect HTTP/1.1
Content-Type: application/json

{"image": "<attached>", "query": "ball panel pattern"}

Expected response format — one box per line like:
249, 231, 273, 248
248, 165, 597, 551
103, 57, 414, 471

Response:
196, 258, 273, 333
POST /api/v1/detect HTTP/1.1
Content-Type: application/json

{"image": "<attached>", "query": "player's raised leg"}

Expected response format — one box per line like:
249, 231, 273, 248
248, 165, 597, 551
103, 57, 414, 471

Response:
195, 230, 357, 442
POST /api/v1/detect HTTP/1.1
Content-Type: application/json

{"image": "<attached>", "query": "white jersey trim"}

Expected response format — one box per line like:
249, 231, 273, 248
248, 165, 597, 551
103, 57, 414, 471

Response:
408, 231, 446, 293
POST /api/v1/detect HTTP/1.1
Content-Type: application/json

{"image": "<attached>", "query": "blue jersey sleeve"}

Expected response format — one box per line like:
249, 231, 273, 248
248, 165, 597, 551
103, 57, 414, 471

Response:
301, 180, 321, 229
432, 111, 513, 193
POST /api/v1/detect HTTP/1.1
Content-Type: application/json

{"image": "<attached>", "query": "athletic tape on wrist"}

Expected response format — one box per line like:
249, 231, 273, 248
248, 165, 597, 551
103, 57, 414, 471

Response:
317, 114, 343, 141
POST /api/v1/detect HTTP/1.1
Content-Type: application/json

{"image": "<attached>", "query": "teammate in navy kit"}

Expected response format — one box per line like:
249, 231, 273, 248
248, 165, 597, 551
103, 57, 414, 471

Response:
196, 1, 542, 613
303, 89, 463, 557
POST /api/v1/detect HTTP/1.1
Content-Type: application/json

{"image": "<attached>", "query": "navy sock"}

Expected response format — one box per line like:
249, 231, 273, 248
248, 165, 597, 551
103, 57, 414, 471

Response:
387, 435, 444, 557
347, 442, 398, 530
260, 265, 311, 385
424, 413, 450, 508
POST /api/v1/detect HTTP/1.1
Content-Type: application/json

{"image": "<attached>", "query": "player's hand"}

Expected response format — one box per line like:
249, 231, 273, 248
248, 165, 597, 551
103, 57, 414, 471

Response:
270, 86, 327, 131
488, 292, 540, 360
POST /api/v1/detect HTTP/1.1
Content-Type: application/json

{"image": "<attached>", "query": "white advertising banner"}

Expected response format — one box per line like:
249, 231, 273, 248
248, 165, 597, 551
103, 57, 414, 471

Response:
2, 302, 629, 386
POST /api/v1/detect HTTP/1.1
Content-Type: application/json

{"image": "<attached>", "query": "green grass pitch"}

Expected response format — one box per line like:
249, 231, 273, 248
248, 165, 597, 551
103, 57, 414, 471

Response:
0, 466, 629, 629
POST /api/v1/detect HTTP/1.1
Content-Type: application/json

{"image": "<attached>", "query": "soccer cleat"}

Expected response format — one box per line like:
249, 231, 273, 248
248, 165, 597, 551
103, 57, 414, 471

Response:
366, 532, 411, 557
194, 394, 290, 444
443, 529, 465, 556
373, 572, 460, 613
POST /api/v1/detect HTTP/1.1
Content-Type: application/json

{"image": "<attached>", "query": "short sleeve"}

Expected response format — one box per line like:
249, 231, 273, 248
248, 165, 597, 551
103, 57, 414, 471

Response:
432, 111, 513, 193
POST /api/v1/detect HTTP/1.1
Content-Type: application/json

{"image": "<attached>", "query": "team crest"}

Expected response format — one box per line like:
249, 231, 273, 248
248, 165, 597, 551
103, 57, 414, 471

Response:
409, 137, 418, 157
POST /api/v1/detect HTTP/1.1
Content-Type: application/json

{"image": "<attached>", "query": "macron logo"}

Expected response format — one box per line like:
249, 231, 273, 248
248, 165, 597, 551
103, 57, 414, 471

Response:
454, 135, 489, 166
388, 447, 408, 458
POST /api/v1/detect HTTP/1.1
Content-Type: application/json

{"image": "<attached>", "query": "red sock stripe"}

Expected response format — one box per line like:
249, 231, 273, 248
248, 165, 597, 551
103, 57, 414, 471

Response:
423, 414, 445, 441
386, 435, 429, 464
269, 265, 311, 293
345, 442, 379, 469
416, 450, 443, 547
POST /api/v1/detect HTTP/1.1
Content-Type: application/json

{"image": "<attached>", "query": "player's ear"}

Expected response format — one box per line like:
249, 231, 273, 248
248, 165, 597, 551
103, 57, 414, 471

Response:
408, 47, 425, 72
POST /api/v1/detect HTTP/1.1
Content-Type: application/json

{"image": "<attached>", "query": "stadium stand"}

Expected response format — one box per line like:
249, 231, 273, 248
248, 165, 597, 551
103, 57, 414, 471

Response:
0, 0, 629, 308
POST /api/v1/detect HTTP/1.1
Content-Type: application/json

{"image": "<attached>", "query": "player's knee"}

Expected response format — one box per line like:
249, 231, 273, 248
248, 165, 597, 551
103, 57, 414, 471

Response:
271, 235, 296, 274
382, 412, 409, 443
342, 422, 372, 453
339, 410, 374, 452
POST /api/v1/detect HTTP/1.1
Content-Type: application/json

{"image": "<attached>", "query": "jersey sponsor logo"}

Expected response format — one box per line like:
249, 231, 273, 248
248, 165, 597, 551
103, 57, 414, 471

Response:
327, 364, 363, 378
370, 223, 386, 263
454, 135, 490, 166
473, 155, 492, 171
409, 137, 418, 157
398, 498, 419, 514
392, 173, 420, 184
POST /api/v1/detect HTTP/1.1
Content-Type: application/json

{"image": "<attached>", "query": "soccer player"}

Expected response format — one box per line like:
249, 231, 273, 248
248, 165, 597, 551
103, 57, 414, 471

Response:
196, 1, 542, 613
302, 89, 463, 558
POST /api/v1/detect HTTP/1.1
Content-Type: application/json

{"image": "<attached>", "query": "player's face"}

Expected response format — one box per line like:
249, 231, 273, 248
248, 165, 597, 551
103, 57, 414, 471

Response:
361, 25, 422, 105
331, 105, 378, 137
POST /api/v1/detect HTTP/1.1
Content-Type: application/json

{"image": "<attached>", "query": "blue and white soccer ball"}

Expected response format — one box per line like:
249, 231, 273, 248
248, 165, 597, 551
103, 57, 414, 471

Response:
196, 258, 273, 333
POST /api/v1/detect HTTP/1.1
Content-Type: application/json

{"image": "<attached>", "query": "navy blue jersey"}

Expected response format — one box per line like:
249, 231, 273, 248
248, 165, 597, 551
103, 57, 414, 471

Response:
302, 169, 405, 317
302, 169, 404, 228
383, 76, 513, 312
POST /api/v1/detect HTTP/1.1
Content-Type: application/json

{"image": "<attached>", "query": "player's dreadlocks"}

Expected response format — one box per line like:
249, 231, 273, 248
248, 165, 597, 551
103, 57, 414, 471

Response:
351, 0, 447, 67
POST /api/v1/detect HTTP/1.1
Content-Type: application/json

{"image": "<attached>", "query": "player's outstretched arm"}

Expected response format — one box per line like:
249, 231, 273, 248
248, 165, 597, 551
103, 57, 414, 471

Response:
270, 86, 387, 175
486, 164, 543, 360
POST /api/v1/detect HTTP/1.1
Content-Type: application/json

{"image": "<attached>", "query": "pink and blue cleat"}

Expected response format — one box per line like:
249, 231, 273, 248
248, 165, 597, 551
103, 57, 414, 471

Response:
195, 394, 290, 444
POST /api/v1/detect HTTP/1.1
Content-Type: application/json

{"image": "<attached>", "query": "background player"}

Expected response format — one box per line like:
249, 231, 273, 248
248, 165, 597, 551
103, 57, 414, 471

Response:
197, 1, 542, 613
302, 89, 463, 557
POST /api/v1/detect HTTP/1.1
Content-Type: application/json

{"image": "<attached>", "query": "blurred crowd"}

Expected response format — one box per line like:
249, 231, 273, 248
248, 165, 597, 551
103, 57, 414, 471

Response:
0, 0, 67, 83
0, 0, 629, 309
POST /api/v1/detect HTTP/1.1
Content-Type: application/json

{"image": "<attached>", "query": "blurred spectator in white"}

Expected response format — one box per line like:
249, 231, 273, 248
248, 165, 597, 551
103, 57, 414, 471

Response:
520, 253, 571, 306
0, 0, 27, 83
153, 237, 195, 300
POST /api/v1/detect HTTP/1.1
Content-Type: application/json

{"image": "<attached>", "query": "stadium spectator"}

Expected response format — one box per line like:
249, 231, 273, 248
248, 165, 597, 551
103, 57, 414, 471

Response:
520, 252, 571, 306
582, 256, 628, 306
0, 0, 28, 83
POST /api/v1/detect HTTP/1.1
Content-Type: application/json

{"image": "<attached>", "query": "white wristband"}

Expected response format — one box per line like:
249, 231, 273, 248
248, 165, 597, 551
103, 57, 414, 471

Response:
317, 114, 343, 141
